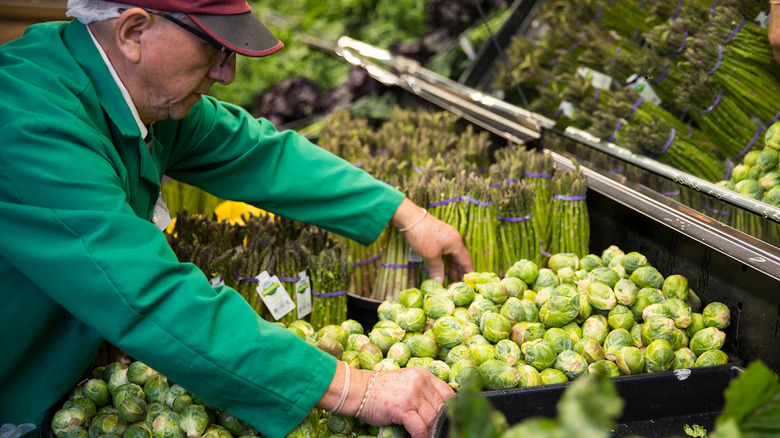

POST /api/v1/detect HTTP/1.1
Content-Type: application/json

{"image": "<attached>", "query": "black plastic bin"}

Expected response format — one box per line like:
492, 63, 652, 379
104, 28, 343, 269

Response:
429, 363, 743, 438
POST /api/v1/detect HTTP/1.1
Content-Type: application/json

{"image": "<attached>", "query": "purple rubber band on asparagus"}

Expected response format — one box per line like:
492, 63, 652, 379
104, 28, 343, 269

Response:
609, 119, 623, 143
353, 253, 381, 267
552, 108, 564, 118
277, 275, 300, 282
650, 61, 669, 84
611, 167, 625, 173
673, 0, 683, 19
460, 195, 492, 207
380, 262, 421, 269
541, 71, 550, 89
724, 19, 745, 45
594, 88, 601, 102
553, 195, 587, 201
594, 2, 603, 22
710, 0, 719, 17
524, 171, 553, 178
769, 110, 780, 125
353, 161, 365, 167
232, 272, 259, 283
490, 182, 502, 188
650, 128, 676, 158
662, 190, 681, 196
497, 213, 532, 223
701, 203, 730, 216
697, 90, 722, 114
505, 178, 519, 184
639, 0, 649, 8
732, 125, 763, 160
312, 289, 349, 297
627, 97, 644, 120
609, 0, 617, 5
688, 123, 693, 138
427, 198, 460, 208
673, 31, 688, 57
540, 246, 553, 258
376, 149, 389, 156
707, 45, 723, 74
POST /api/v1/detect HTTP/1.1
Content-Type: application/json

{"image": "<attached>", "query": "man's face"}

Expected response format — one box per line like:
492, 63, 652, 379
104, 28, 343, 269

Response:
137, 15, 236, 122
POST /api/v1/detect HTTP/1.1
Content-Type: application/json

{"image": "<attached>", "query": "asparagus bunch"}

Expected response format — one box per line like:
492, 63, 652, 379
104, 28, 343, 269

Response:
461, 172, 498, 274
344, 232, 386, 298
525, 151, 555, 258
309, 245, 352, 330
547, 168, 590, 258
495, 179, 539, 273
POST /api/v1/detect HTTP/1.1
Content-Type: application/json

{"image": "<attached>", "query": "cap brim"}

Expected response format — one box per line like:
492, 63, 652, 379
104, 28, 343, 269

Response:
188, 12, 283, 57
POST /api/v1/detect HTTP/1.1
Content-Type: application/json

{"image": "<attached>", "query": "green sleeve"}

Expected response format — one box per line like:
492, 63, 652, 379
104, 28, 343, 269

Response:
0, 116, 336, 438
159, 97, 406, 245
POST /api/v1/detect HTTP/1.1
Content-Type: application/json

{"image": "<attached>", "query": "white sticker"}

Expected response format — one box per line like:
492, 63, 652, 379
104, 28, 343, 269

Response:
295, 270, 312, 319
576, 66, 613, 90
408, 247, 423, 263
757, 11, 769, 29
627, 74, 662, 106
152, 193, 172, 232
209, 276, 225, 287
558, 100, 576, 119
255, 271, 295, 321
459, 35, 476, 60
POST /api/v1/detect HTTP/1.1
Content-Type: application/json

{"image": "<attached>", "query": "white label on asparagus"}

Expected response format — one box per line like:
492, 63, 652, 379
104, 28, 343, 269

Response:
558, 100, 576, 119
408, 246, 423, 263
627, 74, 662, 106
757, 11, 769, 28
256, 271, 295, 320
209, 276, 225, 287
459, 35, 477, 60
577, 66, 613, 90
296, 270, 312, 319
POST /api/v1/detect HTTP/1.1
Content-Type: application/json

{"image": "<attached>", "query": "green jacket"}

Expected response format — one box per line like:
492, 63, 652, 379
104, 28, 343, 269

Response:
0, 20, 403, 436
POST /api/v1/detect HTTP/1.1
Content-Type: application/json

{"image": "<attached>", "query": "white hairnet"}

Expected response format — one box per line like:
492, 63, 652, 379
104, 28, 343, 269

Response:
67, 0, 185, 24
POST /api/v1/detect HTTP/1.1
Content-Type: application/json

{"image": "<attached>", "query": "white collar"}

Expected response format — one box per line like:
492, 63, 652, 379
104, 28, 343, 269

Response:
86, 24, 148, 140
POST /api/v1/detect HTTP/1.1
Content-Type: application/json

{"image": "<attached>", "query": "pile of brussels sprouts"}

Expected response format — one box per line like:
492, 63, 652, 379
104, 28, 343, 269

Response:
332, 245, 730, 391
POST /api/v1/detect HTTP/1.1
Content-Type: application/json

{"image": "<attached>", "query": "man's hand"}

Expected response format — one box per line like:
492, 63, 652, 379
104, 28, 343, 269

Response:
770, 3, 780, 65
391, 198, 474, 283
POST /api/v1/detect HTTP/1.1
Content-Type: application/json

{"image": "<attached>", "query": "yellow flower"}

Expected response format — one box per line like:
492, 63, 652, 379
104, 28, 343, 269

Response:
213, 201, 270, 225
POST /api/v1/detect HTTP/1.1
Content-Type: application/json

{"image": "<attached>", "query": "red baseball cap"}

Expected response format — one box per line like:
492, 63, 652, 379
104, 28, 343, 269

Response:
119, 0, 283, 57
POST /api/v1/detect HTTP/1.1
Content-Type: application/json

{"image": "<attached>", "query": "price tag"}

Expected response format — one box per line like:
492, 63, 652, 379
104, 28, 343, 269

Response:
209, 276, 225, 287
408, 247, 423, 263
558, 100, 576, 119
757, 11, 769, 28
295, 270, 312, 319
577, 66, 613, 90
627, 74, 662, 106
255, 271, 295, 321
459, 35, 476, 61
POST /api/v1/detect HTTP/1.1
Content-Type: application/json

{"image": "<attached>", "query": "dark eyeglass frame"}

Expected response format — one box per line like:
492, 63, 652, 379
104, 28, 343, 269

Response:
118, 8, 234, 67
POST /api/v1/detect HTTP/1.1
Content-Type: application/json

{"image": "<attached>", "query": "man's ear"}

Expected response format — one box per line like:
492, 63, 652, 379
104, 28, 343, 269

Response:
115, 8, 153, 63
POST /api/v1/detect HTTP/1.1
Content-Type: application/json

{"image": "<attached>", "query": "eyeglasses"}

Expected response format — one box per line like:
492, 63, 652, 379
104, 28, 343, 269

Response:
118, 8, 234, 68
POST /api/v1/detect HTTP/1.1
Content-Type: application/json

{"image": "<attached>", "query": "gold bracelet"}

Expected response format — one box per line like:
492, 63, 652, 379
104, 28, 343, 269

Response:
398, 209, 427, 232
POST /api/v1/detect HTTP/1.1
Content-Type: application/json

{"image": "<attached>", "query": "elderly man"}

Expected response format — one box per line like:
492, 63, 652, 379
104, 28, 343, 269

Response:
0, 0, 472, 436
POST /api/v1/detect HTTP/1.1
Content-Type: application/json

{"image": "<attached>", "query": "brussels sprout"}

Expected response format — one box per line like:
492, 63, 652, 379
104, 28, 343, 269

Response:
672, 348, 697, 370
369, 321, 405, 354
630, 323, 644, 348
64, 395, 97, 420
176, 405, 210, 438
659, 274, 688, 301
479, 312, 512, 343
539, 295, 579, 328
89, 411, 127, 438
398, 288, 424, 308
607, 254, 625, 270
630, 266, 664, 289
663, 298, 693, 329
444, 343, 471, 366
317, 336, 344, 360
163, 385, 187, 409
452, 306, 471, 321
102, 362, 128, 383
421, 278, 446, 296
731, 163, 751, 182
687, 313, 706, 338
735, 179, 764, 199
117, 396, 146, 423
601, 245, 625, 265
423, 294, 455, 319
144, 402, 171, 425
123, 422, 152, 438
407, 357, 435, 369
757, 147, 780, 171
669, 327, 688, 351
342, 351, 359, 368
385, 341, 411, 367
630, 288, 666, 320
492, 339, 522, 366
463, 333, 489, 348
562, 322, 583, 343
377, 301, 405, 322
449, 357, 482, 391
317, 324, 350, 348
554, 283, 579, 299
620, 252, 648, 275
523, 289, 537, 302
588, 360, 621, 377
284, 320, 313, 340
448, 282, 477, 307
702, 302, 731, 330
588, 268, 621, 290
171, 394, 193, 414
143, 374, 169, 405
511, 322, 545, 346
579, 254, 603, 272
548, 253, 579, 272
607, 305, 635, 331
716, 179, 735, 190
616, 346, 645, 375
375, 358, 401, 372
540, 368, 569, 385
408, 332, 439, 358
506, 259, 539, 285
500, 297, 531, 325
695, 349, 729, 367
613, 279, 639, 307
574, 293, 593, 324
426, 360, 452, 381
641, 317, 677, 345
358, 343, 383, 370
543, 328, 574, 355
532, 269, 559, 292
644, 339, 674, 373
521, 339, 557, 371
603, 328, 634, 361
53, 406, 89, 438
642, 303, 671, 322
763, 185, 780, 208
533, 287, 554, 308
346, 333, 370, 352
201, 425, 232, 438
326, 414, 355, 435
554, 350, 588, 380
112, 383, 144, 409
339, 319, 364, 336
468, 296, 499, 325
477, 282, 510, 305
81, 379, 110, 408
125, 362, 158, 387
587, 281, 617, 311
478, 359, 521, 390
581, 315, 609, 345
766, 121, 780, 149
377, 425, 411, 438
689, 327, 726, 356
395, 308, 427, 333
107, 368, 130, 396
470, 342, 496, 366
64, 428, 88, 438
573, 338, 606, 364
500, 277, 528, 299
